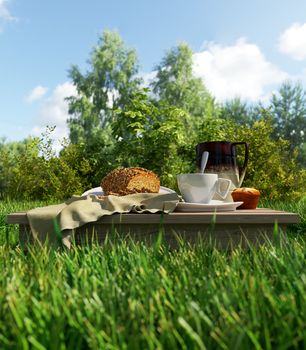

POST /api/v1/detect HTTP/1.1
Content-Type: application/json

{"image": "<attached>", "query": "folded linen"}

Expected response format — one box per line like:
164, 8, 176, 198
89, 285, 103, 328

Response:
27, 192, 180, 248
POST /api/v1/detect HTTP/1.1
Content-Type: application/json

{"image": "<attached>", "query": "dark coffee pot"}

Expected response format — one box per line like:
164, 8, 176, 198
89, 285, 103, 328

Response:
196, 141, 249, 188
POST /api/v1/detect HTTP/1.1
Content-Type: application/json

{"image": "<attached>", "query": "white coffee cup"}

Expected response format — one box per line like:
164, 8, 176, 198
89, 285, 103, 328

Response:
177, 173, 232, 203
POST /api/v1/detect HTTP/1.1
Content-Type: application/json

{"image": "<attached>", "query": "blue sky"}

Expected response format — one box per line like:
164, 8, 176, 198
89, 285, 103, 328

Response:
1, 0, 306, 146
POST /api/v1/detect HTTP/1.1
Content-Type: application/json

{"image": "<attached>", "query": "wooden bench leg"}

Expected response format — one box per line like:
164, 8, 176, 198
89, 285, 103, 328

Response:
19, 224, 33, 248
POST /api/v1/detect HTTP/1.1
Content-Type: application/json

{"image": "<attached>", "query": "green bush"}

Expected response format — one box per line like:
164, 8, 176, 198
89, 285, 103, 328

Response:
5, 128, 93, 201
106, 91, 306, 200
229, 120, 306, 200
2, 99, 305, 201
111, 90, 194, 189
0, 138, 35, 197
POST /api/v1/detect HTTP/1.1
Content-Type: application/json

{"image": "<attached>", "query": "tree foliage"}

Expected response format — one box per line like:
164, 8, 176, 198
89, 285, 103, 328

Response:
219, 98, 255, 126
111, 89, 193, 189
0, 138, 36, 197
151, 43, 217, 124
67, 31, 142, 148
227, 118, 305, 200
5, 128, 92, 200
270, 81, 306, 165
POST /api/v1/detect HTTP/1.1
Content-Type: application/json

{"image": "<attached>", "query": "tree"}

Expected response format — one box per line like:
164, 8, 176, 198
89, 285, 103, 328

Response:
67, 31, 142, 150
270, 81, 306, 165
219, 98, 255, 126
150, 43, 217, 125
111, 89, 193, 189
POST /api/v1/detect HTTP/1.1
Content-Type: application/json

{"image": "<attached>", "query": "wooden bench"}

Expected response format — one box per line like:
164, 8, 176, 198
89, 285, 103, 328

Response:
6, 208, 300, 249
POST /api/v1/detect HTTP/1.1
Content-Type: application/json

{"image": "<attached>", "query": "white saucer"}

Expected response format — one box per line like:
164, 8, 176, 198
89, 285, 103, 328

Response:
175, 200, 244, 212
82, 186, 176, 196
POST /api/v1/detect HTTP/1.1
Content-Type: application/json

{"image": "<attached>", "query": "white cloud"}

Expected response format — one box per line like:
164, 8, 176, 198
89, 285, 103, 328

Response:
25, 85, 48, 103
192, 38, 289, 101
141, 71, 157, 87
31, 82, 77, 152
0, 0, 17, 22
278, 22, 306, 60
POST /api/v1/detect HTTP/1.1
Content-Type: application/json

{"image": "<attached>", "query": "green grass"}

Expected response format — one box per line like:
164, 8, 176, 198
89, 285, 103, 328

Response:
0, 198, 305, 349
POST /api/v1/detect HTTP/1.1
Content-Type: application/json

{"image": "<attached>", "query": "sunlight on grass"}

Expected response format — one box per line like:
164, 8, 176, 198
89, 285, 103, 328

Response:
0, 199, 305, 349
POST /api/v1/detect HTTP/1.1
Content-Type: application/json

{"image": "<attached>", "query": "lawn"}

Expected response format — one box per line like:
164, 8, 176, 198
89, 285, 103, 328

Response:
0, 198, 305, 349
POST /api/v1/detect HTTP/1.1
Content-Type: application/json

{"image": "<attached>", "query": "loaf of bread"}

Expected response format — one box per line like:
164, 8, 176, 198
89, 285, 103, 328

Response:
231, 187, 260, 209
101, 167, 160, 196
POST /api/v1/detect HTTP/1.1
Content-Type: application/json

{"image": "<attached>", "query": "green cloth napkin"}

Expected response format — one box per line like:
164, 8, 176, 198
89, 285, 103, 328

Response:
27, 192, 180, 248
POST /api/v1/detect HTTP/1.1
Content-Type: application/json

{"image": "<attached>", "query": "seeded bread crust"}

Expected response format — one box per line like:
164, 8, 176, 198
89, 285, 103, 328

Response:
101, 167, 160, 196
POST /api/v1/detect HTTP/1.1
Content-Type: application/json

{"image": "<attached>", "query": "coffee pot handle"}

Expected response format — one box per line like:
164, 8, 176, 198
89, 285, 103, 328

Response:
231, 142, 249, 187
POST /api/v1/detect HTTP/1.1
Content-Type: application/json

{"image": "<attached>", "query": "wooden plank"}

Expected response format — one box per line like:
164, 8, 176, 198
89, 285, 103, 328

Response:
6, 212, 28, 224
18, 222, 283, 249
6, 209, 300, 225
15, 220, 290, 250
73, 222, 286, 249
